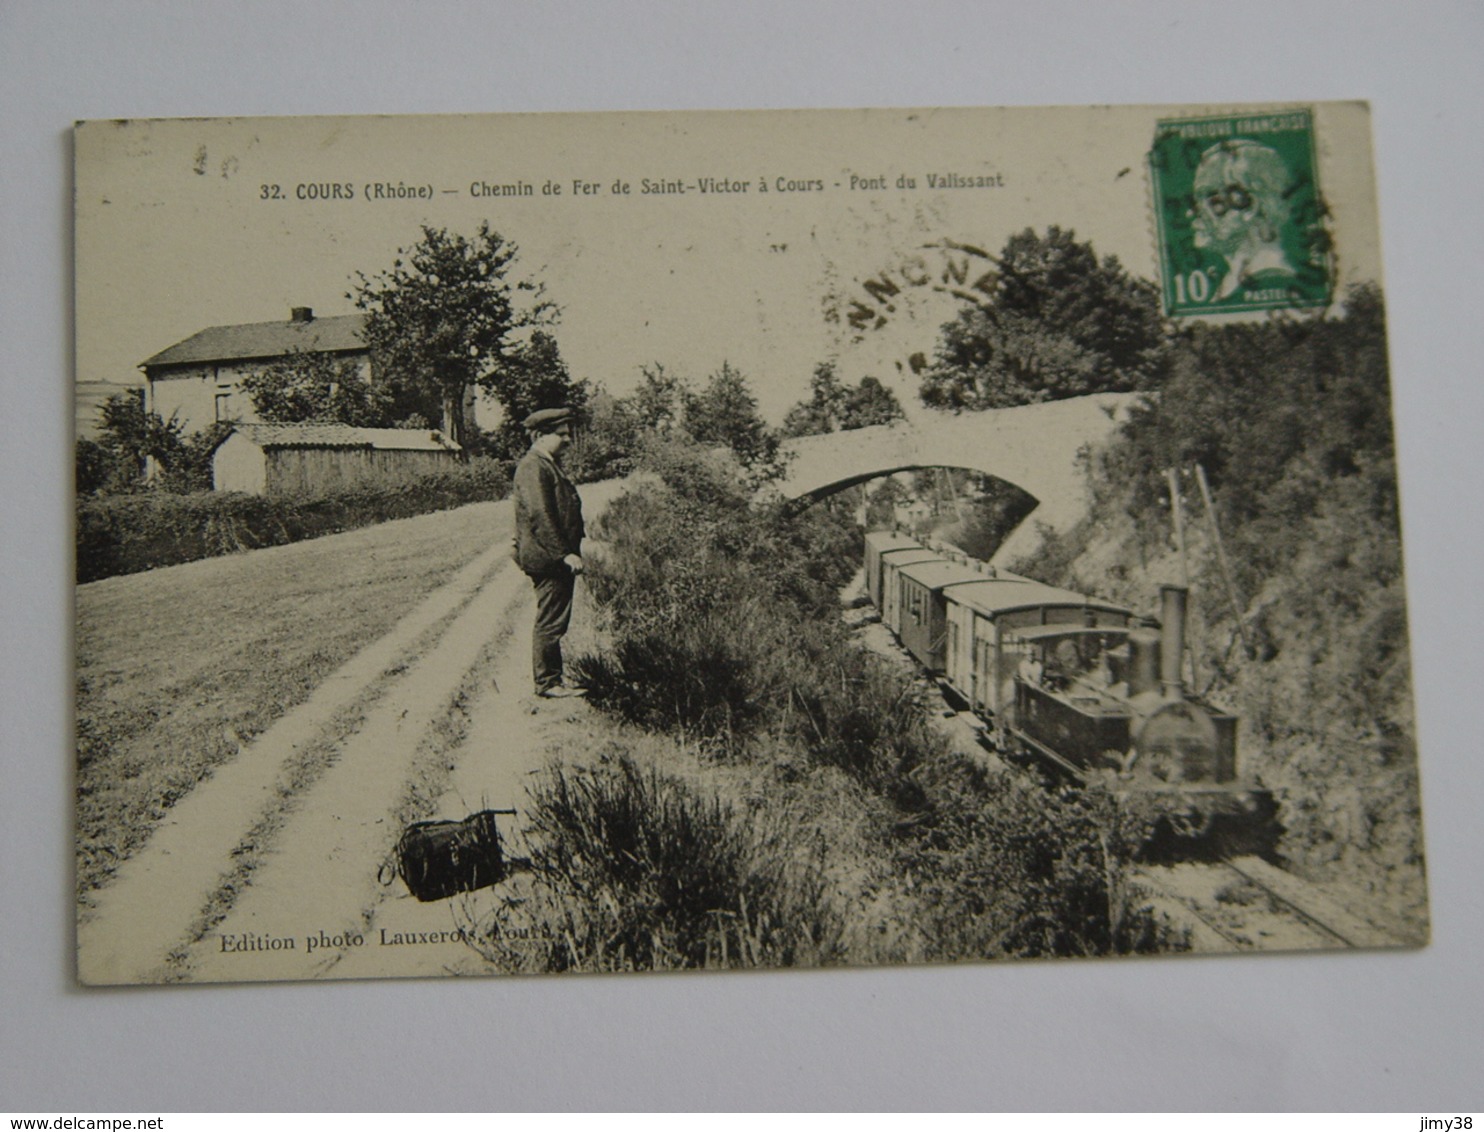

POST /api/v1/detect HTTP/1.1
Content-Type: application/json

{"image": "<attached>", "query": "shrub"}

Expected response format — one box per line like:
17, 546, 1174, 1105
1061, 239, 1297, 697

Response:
76, 458, 509, 582
779, 633, 945, 805
901, 757, 1183, 960
571, 441, 877, 762
473, 752, 845, 972
574, 610, 775, 748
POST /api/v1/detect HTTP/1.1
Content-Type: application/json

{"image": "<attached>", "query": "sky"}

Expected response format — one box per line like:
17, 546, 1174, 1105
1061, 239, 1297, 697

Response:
75, 104, 1382, 424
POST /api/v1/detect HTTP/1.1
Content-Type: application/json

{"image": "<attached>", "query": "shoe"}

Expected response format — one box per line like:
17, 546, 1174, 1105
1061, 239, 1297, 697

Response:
537, 684, 587, 699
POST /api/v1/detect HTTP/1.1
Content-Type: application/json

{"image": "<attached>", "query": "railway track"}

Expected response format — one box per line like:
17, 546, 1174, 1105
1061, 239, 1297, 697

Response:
1135, 855, 1412, 953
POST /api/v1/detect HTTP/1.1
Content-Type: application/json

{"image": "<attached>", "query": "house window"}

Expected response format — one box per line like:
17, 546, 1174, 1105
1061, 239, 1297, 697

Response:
215, 393, 232, 421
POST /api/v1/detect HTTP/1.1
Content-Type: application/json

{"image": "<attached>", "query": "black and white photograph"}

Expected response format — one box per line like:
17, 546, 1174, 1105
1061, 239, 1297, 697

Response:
72, 104, 1426, 984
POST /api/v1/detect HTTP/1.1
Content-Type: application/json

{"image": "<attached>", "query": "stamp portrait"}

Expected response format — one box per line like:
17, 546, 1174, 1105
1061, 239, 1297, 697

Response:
1150, 109, 1332, 315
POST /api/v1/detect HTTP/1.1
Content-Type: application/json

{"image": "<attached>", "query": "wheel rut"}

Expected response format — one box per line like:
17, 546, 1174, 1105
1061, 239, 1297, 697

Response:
78, 479, 625, 986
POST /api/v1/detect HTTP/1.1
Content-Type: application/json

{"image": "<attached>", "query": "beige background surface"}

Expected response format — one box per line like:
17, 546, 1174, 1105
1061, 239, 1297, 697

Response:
6, 0, 1483, 1111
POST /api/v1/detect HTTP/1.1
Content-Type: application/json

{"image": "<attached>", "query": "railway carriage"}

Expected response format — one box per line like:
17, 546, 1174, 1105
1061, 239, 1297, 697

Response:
894, 558, 985, 673
863, 531, 924, 609
944, 576, 1132, 722
877, 547, 942, 636
864, 533, 1254, 811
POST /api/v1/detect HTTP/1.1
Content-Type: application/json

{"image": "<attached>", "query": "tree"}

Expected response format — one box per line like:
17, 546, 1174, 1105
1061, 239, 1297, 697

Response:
840, 376, 905, 430
95, 391, 185, 486
239, 348, 396, 426
77, 391, 232, 496
563, 389, 640, 483
630, 363, 684, 434
780, 363, 841, 437
350, 223, 552, 448
484, 330, 589, 462
864, 476, 908, 530
156, 422, 235, 493
781, 362, 905, 436
75, 438, 120, 495
919, 227, 1167, 410
680, 362, 779, 472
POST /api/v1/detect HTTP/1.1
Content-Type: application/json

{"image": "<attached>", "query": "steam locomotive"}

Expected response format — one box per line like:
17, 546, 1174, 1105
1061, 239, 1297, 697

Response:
864, 531, 1257, 812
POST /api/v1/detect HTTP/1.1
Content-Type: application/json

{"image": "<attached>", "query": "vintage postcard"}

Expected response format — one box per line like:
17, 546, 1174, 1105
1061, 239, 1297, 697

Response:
73, 104, 1426, 985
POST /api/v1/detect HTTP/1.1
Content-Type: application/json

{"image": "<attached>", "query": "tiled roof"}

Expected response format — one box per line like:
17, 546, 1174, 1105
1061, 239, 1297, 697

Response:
228, 423, 460, 452
141, 314, 368, 369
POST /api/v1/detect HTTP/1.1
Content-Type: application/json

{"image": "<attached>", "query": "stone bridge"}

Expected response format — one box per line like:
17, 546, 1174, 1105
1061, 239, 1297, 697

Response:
777, 393, 1143, 562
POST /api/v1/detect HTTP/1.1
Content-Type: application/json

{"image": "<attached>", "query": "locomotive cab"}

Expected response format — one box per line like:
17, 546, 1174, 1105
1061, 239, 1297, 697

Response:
1008, 586, 1239, 792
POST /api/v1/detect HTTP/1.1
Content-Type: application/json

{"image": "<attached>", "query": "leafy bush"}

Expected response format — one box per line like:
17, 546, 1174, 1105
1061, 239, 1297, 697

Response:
570, 438, 869, 758
781, 363, 905, 437
919, 227, 1168, 410
560, 391, 639, 483
76, 458, 509, 582
75, 437, 131, 496
680, 361, 782, 476
238, 349, 395, 427
901, 757, 1182, 959
474, 752, 845, 972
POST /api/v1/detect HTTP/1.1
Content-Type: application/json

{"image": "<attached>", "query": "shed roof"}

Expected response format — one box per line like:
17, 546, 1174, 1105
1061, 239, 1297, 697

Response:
225, 423, 460, 452
142, 314, 368, 369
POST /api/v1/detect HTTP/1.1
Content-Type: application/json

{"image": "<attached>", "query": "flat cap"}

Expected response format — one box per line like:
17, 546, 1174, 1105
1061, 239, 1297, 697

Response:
523, 406, 574, 432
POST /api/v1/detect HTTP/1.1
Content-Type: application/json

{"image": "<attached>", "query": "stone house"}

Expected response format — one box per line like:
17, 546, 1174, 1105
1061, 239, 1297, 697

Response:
140, 307, 371, 433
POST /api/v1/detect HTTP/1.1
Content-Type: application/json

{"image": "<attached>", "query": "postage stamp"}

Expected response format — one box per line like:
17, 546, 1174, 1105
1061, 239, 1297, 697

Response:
1149, 108, 1332, 315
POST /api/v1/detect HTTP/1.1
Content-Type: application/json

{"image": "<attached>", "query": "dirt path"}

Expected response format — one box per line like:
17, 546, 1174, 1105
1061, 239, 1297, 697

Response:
78, 481, 626, 985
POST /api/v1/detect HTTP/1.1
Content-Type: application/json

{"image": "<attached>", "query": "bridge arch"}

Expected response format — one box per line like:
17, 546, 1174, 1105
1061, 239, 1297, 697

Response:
776, 394, 1140, 562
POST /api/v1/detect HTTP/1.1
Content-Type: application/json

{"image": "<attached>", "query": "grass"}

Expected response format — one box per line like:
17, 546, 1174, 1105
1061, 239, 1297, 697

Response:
468, 745, 860, 973
75, 498, 511, 900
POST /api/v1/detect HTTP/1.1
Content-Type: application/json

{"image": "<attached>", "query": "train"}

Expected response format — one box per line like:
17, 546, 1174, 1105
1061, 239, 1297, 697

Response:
864, 530, 1259, 816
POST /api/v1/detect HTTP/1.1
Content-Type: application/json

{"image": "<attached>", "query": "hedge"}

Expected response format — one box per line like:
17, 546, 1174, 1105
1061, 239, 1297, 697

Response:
77, 459, 510, 583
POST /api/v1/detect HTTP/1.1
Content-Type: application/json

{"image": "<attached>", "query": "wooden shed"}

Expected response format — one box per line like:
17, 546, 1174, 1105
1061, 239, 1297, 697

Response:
213, 423, 462, 495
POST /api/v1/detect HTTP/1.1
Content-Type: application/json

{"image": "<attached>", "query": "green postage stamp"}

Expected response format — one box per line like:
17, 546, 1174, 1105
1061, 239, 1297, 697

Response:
1150, 109, 1332, 315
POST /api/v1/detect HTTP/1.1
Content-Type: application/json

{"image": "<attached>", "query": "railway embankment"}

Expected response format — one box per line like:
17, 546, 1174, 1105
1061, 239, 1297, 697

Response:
1000, 287, 1427, 945
485, 439, 1194, 971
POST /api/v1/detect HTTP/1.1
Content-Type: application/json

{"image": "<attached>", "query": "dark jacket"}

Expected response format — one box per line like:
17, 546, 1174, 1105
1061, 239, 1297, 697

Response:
513, 447, 584, 577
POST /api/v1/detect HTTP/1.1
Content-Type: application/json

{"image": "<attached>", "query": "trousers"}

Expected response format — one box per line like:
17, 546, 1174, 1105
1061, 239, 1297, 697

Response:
530, 571, 575, 693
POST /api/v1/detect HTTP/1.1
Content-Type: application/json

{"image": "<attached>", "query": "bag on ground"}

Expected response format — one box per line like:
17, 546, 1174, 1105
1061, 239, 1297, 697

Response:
394, 810, 507, 902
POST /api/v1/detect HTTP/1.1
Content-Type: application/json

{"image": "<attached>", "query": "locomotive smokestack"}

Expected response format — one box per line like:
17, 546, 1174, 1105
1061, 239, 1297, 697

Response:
1159, 584, 1188, 699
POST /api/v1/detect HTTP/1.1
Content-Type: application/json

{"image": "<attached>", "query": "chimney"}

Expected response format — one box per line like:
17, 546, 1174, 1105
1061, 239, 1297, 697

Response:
290, 306, 314, 323
1159, 584, 1188, 699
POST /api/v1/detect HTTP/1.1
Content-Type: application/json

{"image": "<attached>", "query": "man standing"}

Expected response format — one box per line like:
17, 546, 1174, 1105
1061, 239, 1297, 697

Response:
512, 406, 586, 698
